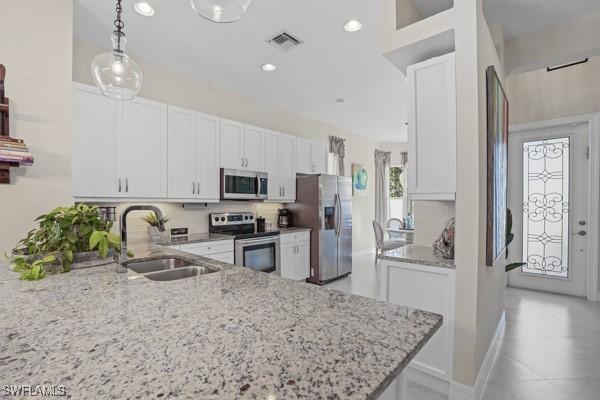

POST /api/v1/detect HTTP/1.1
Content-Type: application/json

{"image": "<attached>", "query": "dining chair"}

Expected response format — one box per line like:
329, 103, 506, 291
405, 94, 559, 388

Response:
386, 218, 404, 240
372, 220, 405, 266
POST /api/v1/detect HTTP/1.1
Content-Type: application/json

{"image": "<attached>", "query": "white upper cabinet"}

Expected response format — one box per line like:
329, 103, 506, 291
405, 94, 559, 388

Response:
280, 134, 296, 201
195, 113, 220, 200
243, 124, 264, 172
296, 138, 327, 175
264, 130, 296, 201
407, 52, 456, 200
220, 119, 244, 170
167, 107, 220, 201
220, 120, 264, 172
73, 84, 120, 198
264, 131, 281, 199
311, 143, 328, 174
296, 138, 312, 174
121, 97, 168, 198
167, 106, 197, 199
73, 84, 167, 199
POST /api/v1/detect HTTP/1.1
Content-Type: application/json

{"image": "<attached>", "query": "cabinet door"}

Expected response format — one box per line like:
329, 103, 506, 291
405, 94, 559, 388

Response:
243, 124, 264, 172
264, 130, 281, 200
311, 143, 328, 174
220, 119, 244, 170
167, 106, 196, 199
122, 98, 168, 198
407, 53, 456, 198
296, 138, 312, 174
280, 243, 296, 280
72, 84, 120, 198
280, 134, 296, 201
196, 113, 220, 200
294, 240, 310, 281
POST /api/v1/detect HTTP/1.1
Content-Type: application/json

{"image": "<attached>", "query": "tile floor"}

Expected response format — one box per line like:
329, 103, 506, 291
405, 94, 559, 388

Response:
325, 254, 600, 400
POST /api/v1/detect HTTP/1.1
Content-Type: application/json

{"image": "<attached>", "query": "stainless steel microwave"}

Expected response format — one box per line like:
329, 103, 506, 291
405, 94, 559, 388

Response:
220, 169, 268, 200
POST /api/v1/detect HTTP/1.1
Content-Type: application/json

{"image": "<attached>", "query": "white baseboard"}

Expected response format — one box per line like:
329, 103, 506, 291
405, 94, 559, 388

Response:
407, 367, 450, 396
448, 310, 506, 400
352, 249, 375, 258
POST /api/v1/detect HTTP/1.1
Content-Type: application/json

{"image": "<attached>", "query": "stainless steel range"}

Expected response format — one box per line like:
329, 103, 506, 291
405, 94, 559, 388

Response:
209, 212, 280, 274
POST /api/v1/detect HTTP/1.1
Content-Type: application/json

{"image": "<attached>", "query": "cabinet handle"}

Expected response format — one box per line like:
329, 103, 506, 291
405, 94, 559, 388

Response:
192, 182, 196, 194
245, 158, 248, 167
196, 182, 200, 195
125, 178, 129, 193
283, 187, 285, 197
118, 178, 122, 193
241, 157, 244, 167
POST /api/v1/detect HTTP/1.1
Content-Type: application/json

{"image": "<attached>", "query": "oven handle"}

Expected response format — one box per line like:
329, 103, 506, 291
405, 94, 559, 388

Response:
236, 237, 279, 246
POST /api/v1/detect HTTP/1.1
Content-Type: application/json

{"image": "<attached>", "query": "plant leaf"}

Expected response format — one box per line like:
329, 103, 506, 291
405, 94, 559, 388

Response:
89, 230, 104, 251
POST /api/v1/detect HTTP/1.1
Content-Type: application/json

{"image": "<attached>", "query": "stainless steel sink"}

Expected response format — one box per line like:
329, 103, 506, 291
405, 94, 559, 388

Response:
126, 257, 194, 274
143, 266, 215, 281
125, 257, 219, 281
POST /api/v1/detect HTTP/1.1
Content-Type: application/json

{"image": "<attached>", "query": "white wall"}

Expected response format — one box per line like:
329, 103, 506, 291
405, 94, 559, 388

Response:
72, 39, 379, 253
0, 0, 73, 253
507, 55, 600, 125
504, 11, 600, 76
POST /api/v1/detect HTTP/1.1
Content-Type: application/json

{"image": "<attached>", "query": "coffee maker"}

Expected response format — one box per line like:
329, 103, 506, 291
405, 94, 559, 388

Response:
278, 209, 293, 228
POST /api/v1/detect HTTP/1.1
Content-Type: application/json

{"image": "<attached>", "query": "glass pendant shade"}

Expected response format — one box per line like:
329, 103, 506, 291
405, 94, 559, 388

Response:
91, 32, 142, 100
190, 0, 253, 22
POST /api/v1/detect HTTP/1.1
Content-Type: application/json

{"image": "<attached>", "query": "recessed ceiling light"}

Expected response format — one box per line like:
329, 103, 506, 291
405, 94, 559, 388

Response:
335, 98, 345, 104
344, 19, 362, 32
134, 2, 155, 17
261, 63, 277, 72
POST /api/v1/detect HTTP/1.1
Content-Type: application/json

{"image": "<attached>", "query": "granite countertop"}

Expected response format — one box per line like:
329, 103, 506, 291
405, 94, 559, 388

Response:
0, 244, 442, 400
158, 232, 233, 246
273, 227, 312, 234
380, 244, 456, 269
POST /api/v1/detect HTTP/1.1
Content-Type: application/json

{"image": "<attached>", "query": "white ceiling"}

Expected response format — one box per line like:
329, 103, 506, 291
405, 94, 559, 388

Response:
413, 0, 600, 40
74, 0, 408, 143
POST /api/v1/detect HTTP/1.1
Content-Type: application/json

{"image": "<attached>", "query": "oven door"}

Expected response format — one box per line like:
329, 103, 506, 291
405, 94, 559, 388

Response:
235, 237, 280, 274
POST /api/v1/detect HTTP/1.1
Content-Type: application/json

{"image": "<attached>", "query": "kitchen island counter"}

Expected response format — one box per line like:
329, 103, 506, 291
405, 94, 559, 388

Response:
0, 244, 441, 400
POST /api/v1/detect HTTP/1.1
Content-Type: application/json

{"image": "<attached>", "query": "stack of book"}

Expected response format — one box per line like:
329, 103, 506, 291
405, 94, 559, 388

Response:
0, 136, 34, 165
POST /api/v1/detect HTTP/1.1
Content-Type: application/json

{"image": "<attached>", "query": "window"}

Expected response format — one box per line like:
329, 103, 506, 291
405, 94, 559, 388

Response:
389, 166, 404, 218
522, 137, 570, 278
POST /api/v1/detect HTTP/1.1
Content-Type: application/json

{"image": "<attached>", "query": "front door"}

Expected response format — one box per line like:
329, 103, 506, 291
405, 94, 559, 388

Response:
508, 124, 589, 297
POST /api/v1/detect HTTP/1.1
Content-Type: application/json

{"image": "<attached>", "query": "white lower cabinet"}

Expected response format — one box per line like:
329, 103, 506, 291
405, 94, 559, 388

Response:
173, 240, 234, 263
380, 261, 455, 388
280, 231, 310, 281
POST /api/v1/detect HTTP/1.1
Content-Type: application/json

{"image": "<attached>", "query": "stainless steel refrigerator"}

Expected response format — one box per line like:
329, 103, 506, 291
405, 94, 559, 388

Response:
288, 174, 352, 284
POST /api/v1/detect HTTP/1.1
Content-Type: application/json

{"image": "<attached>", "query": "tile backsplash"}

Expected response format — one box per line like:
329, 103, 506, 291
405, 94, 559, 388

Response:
98, 202, 283, 241
412, 201, 455, 247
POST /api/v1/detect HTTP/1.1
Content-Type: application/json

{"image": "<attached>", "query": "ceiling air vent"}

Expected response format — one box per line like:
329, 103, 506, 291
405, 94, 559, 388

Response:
268, 31, 303, 52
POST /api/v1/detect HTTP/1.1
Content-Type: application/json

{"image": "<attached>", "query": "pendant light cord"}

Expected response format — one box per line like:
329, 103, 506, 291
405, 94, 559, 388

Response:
114, 0, 125, 52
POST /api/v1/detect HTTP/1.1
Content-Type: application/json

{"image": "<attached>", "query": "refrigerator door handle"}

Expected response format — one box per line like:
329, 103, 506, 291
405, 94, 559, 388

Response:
334, 193, 341, 237
337, 193, 342, 236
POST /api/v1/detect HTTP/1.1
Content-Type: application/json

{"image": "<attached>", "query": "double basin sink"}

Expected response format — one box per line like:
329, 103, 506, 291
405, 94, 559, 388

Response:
125, 257, 219, 281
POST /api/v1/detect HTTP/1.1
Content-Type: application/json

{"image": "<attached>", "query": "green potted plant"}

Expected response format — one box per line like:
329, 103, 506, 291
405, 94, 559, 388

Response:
142, 212, 169, 242
9, 203, 122, 280
505, 209, 526, 272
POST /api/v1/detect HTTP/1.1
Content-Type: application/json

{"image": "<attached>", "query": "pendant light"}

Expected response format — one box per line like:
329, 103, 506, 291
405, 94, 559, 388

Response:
91, 0, 142, 100
190, 0, 253, 23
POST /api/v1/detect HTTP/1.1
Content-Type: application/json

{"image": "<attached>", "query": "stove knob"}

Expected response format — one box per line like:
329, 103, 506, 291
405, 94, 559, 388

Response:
244, 216, 249, 220
249, 216, 254, 220
220, 217, 226, 222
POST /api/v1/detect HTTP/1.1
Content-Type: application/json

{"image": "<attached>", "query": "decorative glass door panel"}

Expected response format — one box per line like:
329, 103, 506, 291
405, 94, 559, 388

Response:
522, 137, 570, 278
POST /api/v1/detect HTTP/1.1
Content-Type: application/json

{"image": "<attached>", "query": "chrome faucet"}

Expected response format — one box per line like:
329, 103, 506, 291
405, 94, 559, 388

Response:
118, 205, 166, 272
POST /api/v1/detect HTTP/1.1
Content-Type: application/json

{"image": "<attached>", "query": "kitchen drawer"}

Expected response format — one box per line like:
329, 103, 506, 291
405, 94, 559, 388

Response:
205, 251, 234, 264
176, 240, 233, 256
280, 231, 310, 245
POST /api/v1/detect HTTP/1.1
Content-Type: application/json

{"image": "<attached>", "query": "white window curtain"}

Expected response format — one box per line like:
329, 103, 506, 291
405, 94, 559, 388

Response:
329, 136, 346, 176
374, 149, 391, 227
